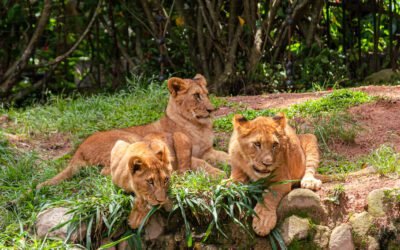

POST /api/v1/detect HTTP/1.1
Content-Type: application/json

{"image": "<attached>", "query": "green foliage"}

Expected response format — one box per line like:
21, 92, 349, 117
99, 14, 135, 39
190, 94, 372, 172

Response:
365, 145, 400, 176
213, 89, 373, 132
325, 184, 346, 205
294, 46, 349, 90
169, 171, 269, 246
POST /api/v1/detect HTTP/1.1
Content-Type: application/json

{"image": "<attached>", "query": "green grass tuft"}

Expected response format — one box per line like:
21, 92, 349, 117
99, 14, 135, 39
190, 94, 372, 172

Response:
365, 145, 400, 176
169, 171, 269, 246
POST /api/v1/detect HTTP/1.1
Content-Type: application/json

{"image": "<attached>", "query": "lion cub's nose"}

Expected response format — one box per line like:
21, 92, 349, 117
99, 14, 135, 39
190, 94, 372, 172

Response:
207, 107, 215, 113
262, 160, 273, 167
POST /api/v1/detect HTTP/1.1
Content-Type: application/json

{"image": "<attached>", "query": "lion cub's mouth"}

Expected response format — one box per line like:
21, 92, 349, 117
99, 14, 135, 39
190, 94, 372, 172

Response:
252, 165, 271, 174
196, 114, 211, 119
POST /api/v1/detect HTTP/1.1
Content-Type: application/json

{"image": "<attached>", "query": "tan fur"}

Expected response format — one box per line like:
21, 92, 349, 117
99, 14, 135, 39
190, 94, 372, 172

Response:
229, 113, 321, 236
36, 74, 227, 189
110, 139, 172, 229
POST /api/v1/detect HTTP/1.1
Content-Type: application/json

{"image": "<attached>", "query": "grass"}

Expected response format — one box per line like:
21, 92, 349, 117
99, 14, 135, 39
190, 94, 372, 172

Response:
365, 145, 400, 176
318, 144, 400, 176
1, 76, 169, 143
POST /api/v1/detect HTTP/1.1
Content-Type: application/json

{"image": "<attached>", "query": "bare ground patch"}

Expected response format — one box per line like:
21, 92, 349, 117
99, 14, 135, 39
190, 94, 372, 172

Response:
215, 85, 400, 117
329, 99, 400, 159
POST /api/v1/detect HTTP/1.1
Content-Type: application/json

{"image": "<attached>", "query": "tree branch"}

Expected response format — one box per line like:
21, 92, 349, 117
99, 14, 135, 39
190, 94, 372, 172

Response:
0, 0, 52, 96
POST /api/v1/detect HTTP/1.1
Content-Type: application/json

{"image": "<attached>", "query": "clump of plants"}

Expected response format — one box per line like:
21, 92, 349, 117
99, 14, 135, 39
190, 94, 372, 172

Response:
365, 145, 400, 176
168, 171, 268, 246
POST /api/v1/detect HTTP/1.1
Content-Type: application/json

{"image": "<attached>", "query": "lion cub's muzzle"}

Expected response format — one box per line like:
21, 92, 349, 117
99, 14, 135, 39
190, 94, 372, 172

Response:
252, 164, 272, 175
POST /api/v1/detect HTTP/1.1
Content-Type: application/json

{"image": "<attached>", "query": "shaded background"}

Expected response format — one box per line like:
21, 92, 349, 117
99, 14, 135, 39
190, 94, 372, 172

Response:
1, 0, 399, 104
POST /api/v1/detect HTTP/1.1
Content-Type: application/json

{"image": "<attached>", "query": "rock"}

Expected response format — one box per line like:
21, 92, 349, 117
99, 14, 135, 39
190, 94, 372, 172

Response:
144, 213, 165, 240
278, 188, 326, 223
349, 211, 374, 236
367, 188, 391, 217
364, 69, 400, 83
279, 215, 310, 245
35, 207, 86, 242
313, 225, 331, 249
329, 223, 354, 250
367, 236, 380, 250
193, 243, 219, 250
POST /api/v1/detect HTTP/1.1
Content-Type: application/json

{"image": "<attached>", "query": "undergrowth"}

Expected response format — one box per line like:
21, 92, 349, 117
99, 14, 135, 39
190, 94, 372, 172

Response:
169, 171, 267, 246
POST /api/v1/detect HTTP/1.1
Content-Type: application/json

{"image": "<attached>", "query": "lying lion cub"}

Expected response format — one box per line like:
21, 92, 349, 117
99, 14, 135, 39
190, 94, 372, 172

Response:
110, 139, 172, 229
229, 113, 322, 236
37, 74, 227, 188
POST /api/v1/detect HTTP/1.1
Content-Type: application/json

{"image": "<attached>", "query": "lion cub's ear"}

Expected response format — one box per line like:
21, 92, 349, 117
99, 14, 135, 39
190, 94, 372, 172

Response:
193, 74, 207, 86
111, 140, 130, 169
273, 112, 286, 129
167, 77, 189, 97
129, 156, 144, 174
233, 114, 250, 134
149, 140, 171, 165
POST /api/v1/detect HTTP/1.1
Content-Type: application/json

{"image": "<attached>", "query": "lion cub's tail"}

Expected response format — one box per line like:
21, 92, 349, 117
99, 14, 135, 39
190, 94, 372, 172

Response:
36, 154, 87, 189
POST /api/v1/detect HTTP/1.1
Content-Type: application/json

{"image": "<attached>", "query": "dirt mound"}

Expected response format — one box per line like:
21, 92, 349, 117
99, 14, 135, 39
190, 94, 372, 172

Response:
329, 100, 400, 158
215, 85, 400, 117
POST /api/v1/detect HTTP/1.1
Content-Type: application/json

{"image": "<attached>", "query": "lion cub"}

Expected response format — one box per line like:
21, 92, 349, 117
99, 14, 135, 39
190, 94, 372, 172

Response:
110, 139, 172, 229
229, 113, 322, 236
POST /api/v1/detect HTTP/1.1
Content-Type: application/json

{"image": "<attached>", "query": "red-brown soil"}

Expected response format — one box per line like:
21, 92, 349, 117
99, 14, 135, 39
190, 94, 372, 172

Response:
330, 99, 400, 158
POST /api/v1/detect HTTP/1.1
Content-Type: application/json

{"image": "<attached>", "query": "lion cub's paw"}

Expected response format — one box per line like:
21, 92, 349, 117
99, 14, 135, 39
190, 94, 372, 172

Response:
163, 199, 174, 212
301, 175, 322, 191
252, 204, 277, 236
128, 209, 148, 229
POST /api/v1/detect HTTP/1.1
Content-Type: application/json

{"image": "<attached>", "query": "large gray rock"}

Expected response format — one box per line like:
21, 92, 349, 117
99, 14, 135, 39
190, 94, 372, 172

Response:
313, 225, 331, 249
364, 69, 400, 83
349, 211, 373, 236
367, 188, 391, 217
278, 188, 326, 223
35, 207, 86, 242
329, 223, 354, 250
279, 215, 310, 245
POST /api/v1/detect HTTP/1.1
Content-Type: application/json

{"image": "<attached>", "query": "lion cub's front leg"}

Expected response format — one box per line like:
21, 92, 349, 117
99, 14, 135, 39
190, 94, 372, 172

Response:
128, 198, 150, 229
252, 203, 278, 236
252, 184, 290, 236
202, 148, 230, 165
298, 134, 322, 191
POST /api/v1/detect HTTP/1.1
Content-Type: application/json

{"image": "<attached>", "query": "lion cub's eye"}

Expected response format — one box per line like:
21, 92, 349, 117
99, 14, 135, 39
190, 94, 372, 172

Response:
193, 93, 201, 100
253, 142, 261, 149
272, 142, 279, 150
164, 177, 169, 184
147, 179, 154, 185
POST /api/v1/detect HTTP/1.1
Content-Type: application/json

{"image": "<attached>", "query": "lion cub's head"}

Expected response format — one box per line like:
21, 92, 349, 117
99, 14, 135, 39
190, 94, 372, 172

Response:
166, 74, 215, 125
110, 139, 172, 205
231, 113, 288, 179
